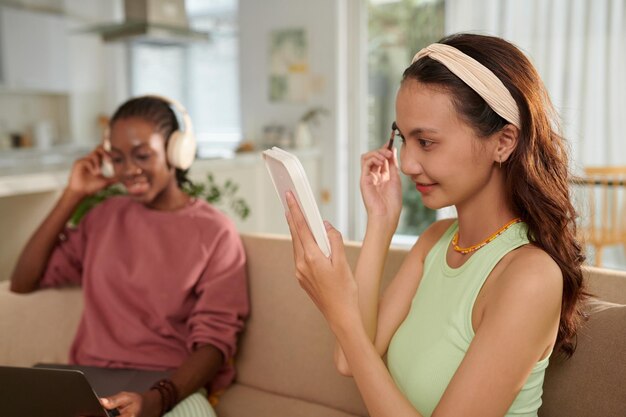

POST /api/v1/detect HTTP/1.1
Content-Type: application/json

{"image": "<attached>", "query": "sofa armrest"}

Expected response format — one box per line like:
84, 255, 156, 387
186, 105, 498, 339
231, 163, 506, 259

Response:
0, 281, 83, 366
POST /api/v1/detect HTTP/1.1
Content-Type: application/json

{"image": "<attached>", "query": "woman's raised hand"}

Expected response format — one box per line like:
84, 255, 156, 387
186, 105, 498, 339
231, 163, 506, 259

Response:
360, 146, 403, 227
285, 192, 360, 331
67, 146, 117, 198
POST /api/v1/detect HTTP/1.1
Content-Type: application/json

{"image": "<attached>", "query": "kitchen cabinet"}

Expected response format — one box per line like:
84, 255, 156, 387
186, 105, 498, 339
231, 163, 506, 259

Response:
0, 5, 69, 93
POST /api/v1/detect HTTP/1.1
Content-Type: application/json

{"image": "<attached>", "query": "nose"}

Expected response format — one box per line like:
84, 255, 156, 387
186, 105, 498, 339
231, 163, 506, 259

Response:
122, 159, 143, 176
399, 144, 424, 177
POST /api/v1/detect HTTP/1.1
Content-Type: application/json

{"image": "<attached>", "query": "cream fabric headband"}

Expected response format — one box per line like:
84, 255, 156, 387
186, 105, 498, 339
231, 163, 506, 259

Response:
412, 43, 521, 128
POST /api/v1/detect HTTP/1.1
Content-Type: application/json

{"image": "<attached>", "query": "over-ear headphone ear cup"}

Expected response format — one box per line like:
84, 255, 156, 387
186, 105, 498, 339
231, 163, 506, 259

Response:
167, 130, 196, 170
101, 130, 115, 178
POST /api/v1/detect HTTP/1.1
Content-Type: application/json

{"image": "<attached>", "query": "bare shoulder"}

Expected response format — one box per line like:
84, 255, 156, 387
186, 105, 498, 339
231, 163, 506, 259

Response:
496, 245, 563, 309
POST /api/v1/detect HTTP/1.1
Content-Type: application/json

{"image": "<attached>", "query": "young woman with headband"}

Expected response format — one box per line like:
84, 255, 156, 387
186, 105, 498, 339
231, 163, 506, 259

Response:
285, 33, 586, 417
10, 96, 249, 417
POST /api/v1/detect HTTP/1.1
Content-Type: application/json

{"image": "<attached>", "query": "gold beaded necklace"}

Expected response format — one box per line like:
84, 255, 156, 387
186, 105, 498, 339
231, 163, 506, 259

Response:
452, 218, 522, 255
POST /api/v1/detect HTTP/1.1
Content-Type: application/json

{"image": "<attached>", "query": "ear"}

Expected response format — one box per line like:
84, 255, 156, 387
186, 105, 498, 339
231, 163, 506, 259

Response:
493, 124, 519, 164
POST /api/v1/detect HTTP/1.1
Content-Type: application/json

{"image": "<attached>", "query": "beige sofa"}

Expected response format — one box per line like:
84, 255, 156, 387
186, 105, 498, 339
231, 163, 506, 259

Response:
1, 234, 625, 417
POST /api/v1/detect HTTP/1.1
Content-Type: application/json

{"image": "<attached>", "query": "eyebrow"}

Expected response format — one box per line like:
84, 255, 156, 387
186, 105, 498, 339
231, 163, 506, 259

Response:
396, 126, 439, 137
110, 142, 151, 153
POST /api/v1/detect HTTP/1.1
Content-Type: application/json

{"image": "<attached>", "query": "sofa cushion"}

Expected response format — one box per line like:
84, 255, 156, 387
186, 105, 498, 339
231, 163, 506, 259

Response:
215, 384, 363, 417
584, 266, 626, 304
539, 300, 626, 417
237, 234, 407, 417
0, 282, 82, 366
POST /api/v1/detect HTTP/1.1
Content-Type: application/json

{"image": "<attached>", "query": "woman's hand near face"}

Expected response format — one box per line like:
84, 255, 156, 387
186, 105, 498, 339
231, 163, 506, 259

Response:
285, 192, 360, 331
67, 147, 117, 198
360, 147, 403, 229
100, 389, 161, 417
10, 147, 118, 294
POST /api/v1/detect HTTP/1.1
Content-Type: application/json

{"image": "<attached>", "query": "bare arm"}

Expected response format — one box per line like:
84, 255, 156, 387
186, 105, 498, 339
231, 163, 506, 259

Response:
336, 218, 454, 375
170, 344, 224, 399
101, 344, 224, 417
287, 193, 562, 417
10, 190, 83, 293
332, 256, 561, 417
334, 147, 403, 373
10, 147, 115, 293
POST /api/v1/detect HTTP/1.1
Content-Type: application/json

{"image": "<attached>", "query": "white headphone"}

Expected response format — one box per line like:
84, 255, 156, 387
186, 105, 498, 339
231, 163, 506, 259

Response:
104, 95, 197, 171
147, 94, 197, 170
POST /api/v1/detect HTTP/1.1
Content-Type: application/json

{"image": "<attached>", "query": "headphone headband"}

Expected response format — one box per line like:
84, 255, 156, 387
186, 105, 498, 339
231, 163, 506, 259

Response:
142, 94, 195, 136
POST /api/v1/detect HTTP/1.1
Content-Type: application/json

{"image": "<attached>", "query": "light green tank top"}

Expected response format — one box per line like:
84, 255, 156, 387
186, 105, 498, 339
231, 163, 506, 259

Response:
387, 221, 550, 417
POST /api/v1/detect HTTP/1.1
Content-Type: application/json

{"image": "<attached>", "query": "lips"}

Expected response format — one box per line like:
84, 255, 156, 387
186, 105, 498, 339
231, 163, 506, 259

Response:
123, 177, 150, 195
415, 182, 437, 193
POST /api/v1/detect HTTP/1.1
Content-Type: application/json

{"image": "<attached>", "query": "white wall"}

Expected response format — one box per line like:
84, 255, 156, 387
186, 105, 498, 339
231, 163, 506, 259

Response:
64, 0, 127, 142
238, 0, 344, 227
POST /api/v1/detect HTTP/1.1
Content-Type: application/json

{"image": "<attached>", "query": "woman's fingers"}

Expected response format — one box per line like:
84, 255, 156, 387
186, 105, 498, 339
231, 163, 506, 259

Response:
285, 207, 305, 262
361, 152, 385, 173
100, 392, 130, 409
361, 149, 395, 183
285, 192, 321, 256
80, 153, 100, 177
94, 147, 110, 165
100, 391, 141, 417
390, 146, 399, 168
285, 193, 316, 284
77, 147, 112, 179
362, 156, 383, 175
361, 148, 393, 166
324, 221, 347, 266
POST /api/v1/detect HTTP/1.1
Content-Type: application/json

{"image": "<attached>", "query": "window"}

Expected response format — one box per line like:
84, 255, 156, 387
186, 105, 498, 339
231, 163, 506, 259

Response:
130, 0, 240, 158
367, 0, 445, 237
363, 0, 626, 266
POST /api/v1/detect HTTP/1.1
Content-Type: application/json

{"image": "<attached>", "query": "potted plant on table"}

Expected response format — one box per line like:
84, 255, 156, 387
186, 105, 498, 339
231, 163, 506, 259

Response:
294, 107, 329, 149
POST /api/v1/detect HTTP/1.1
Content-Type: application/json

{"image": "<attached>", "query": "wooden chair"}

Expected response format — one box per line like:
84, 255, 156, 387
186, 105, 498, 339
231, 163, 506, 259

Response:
578, 167, 626, 266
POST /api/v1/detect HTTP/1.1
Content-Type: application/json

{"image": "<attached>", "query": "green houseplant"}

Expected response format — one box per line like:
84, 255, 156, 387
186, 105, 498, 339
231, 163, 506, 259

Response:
70, 173, 250, 227
181, 173, 250, 221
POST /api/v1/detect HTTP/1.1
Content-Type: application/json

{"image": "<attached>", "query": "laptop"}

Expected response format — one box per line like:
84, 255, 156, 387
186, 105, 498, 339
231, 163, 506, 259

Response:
0, 365, 117, 417
34, 363, 170, 398
1, 364, 170, 417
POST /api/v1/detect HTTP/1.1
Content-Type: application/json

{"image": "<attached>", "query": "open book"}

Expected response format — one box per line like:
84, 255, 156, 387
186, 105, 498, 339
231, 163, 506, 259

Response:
262, 147, 331, 257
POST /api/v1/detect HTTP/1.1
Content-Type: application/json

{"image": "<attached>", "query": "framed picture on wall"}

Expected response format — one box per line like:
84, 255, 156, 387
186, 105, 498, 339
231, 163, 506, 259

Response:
269, 28, 310, 102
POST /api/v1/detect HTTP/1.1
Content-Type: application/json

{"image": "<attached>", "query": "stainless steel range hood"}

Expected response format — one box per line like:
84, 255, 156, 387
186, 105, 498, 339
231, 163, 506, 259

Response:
84, 0, 209, 46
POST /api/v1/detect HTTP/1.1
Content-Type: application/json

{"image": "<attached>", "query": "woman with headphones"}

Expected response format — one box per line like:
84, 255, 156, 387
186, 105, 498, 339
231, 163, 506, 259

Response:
10, 96, 249, 417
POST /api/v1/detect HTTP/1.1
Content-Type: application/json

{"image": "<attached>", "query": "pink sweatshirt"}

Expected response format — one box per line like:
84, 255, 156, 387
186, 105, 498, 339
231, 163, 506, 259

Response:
40, 196, 249, 393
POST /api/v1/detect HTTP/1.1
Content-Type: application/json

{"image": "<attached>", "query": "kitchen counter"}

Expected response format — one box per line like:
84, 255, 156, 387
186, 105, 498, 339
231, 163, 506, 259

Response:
0, 145, 89, 197
0, 170, 70, 198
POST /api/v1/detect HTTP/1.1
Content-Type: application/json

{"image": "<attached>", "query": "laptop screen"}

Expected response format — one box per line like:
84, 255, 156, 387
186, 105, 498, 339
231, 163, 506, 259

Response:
0, 366, 113, 417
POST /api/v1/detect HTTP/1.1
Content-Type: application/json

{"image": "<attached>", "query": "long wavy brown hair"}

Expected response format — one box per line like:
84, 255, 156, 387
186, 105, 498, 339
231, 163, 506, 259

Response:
404, 33, 587, 356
